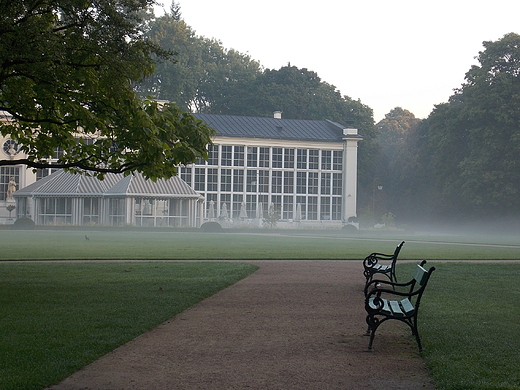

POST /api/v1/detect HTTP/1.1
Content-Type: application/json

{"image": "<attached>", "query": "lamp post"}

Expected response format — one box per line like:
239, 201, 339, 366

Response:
372, 180, 383, 223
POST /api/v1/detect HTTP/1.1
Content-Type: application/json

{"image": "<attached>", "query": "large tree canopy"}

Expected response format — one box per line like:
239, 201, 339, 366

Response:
376, 33, 520, 223
426, 33, 520, 218
372, 108, 423, 219
0, 0, 214, 179
136, 11, 262, 113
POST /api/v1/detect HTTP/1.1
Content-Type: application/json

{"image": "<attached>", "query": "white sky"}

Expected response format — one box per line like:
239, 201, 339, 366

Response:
155, 0, 520, 122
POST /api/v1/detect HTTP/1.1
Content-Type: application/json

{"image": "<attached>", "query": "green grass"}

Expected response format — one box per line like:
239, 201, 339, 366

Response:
1, 230, 519, 389
396, 262, 520, 390
0, 262, 258, 390
1, 229, 519, 260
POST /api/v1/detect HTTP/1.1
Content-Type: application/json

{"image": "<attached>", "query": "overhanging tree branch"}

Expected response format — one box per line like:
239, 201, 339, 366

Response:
0, 158, 145, 175
1, 0, 214, 180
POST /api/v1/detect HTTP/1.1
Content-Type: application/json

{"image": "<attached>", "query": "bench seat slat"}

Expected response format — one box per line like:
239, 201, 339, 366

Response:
389, 300, 404, 316
400, 298, 415, 315
368, 297, 415, 317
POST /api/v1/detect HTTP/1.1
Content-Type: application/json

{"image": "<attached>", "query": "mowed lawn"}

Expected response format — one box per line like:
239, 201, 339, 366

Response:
0, 261, 259, 390
1, 229, 520, 260
1, 229, 519, 390
397, 262, 520, 390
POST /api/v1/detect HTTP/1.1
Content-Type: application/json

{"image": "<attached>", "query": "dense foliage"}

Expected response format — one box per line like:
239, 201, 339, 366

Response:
376, 33, 520, 224
0, 0, 214, 179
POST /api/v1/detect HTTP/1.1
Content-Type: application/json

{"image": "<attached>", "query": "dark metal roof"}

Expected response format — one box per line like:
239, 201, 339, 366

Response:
194, 114, 347, 142
14, 170, 201, 198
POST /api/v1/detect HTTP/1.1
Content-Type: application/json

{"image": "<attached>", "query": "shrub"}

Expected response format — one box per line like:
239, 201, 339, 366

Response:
12, 217, 36, 230
342, 224, 358, 233
200, 221, 223, 232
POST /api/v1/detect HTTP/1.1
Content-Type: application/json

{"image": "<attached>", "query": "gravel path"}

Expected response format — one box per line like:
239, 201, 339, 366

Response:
47, 260, 435, 390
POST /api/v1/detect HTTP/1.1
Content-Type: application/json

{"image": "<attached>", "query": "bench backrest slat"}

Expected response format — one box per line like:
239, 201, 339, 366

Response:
413, 264, 429, 286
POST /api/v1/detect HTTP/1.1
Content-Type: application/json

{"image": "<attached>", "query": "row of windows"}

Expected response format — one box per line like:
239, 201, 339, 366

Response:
204, 193, 342, 221
198, 145, 343, 170
182, 168, 343, 195
185, 144, 346, 221
25, 192, 341, 223
34, 197, 192, 227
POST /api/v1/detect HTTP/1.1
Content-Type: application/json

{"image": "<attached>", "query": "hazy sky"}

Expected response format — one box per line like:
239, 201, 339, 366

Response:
156, 1, 520, 122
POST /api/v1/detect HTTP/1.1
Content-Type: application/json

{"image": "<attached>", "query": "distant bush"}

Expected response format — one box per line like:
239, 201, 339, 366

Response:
200, 221, 223, 232
12, 217, 35, 230
342, 224, 358, 233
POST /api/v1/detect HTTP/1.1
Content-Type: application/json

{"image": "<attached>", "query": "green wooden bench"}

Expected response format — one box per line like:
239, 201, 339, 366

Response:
364, 260, 435, 352
362, 241, 404, 296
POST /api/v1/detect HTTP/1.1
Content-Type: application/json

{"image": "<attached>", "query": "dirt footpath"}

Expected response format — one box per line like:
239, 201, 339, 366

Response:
47, 260, 435, 390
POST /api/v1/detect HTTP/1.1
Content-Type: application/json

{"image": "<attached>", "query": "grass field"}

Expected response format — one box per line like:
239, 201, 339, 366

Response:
1, 229, 519, 389
397, 262, 520, 390
0, 262, 258, 390
1, 229, 520, 260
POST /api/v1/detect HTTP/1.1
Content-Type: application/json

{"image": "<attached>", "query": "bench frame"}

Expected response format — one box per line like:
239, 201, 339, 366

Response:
364, 260, 435, 352
362, 241, 404, 296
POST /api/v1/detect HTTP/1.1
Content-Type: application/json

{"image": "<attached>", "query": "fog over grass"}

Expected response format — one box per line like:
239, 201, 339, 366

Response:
1, 228, 519, 261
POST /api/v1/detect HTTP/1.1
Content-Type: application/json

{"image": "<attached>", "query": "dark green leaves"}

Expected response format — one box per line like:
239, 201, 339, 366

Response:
0, 0, 213, 179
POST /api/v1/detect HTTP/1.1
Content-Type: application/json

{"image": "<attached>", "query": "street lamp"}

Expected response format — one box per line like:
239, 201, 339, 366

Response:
372, 181, 383, 220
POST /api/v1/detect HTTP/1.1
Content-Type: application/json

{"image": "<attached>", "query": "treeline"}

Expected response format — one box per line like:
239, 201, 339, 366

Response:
376, 33, 520, 227
138, 6, 520, 227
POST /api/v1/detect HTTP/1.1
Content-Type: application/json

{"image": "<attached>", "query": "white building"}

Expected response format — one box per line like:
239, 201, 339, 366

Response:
1, 111, 362, 228
182, 113, 362, 228
13, 170, 204, 227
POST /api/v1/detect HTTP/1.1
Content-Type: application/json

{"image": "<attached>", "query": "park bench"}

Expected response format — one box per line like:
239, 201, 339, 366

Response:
363, 241, 405, 296
364, 260, 435, 352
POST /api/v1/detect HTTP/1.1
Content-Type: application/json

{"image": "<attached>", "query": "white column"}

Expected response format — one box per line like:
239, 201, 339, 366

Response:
342, 128, 362, 222
198, 199, 204, 227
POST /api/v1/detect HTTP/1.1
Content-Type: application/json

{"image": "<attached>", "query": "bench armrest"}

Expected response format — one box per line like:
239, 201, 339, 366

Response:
366, 287, 421, 300
363, 241, 405, 268
363, 252, 394, 267
365, 277, 414, 292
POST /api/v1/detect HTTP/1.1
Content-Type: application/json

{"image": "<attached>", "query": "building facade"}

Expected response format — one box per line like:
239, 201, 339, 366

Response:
1, 111, 362, 228
180, 113, 362, 228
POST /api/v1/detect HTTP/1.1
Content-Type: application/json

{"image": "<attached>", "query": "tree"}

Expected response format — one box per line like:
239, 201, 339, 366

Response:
136, 12, 262, 113
425, 33, 520, 218
455, 33, 520, 213
262, 203, 280, 228
0, 0, 214, 180
373, 108, 423, 220
386, 33, 520, 223
376, 107, 421, 163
